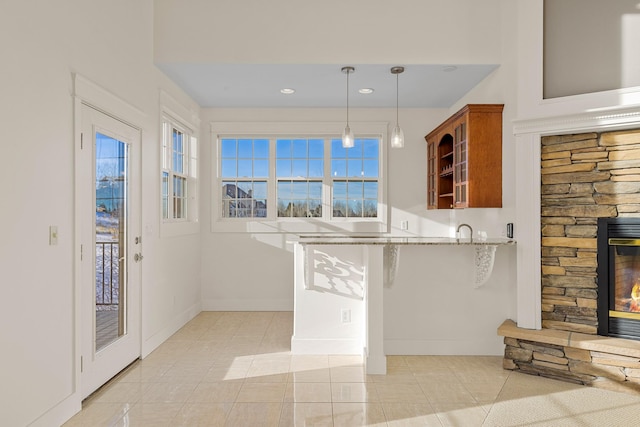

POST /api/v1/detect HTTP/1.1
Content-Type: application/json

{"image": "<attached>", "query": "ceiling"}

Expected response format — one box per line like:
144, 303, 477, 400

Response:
156, 63, 499, 109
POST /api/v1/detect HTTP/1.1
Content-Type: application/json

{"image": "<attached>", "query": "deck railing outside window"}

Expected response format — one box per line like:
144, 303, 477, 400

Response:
96, 241, 119, 309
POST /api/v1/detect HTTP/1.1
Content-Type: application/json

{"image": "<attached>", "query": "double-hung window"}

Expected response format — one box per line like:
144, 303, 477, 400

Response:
161, 114, 198, 229
213, 122, 387, 233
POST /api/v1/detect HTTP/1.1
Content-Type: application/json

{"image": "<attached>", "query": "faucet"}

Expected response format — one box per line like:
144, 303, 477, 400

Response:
457, 223, 473, 243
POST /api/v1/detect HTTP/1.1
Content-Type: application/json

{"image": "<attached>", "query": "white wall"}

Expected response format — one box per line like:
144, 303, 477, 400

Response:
543, 0, 640, 98
0, 1, 201, 425
154, 0, 503, 65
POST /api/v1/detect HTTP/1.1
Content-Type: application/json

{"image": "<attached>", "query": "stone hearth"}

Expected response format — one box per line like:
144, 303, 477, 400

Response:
501, 128, 640, 394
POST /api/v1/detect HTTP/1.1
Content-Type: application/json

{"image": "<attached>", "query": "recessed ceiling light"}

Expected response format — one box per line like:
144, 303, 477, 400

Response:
442, 65, 458, 73
359, 88, 374, 94
280, 88, 296, 94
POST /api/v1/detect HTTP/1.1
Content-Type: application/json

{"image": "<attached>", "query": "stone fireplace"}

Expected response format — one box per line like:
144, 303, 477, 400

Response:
500, 127, 640, 394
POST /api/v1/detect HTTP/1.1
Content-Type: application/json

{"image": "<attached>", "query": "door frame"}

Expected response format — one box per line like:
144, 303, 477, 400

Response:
73, 74, 146, 400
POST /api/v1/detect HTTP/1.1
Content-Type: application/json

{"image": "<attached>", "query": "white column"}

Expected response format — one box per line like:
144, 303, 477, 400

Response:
515, 132, 542, 329
364, 244, 386, 374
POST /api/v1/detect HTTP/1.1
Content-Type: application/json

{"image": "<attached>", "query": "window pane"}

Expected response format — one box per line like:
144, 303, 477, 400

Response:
255, 199, 267, 217
277, 181, 292, 198
308, 199, 322, 217
351, 139, 363, 154
221, 139, 237, 158
331, 138, 346, 159
292, 139, 307, 158
221, 159, 236, 177
309, 181, 322, 199
363, 138, 379, 158
277, 139, 291, 157
364, 182, 378, 199
347, 181, 363, 198
363, 160, 378, 177
238, 139, 252, 158
237, 159, 252, 177
222, 181, 237, 198
278, 200, 292, 217
308, 159, 323, 177
331, 160, 346, 177
253, 181, 267, 199
254, 139, 269, 158
162, 172, 168, 219
347, 159, 363, 177
173, 176, 186, 219
309, 139, 323, 158
254, 159, 269, 178
348, 199, 363, 217
237, 181, 252, 198
291, 181, 307, 198
363, 200, 377, 217
333, 200, 346, 217
334, 181, 347, 199
292, 160, 307, 177
276, 159, 291, 177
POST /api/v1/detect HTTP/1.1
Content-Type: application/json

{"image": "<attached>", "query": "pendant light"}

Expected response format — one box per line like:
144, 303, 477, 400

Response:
341, 66, 355, 148
390, 66, 405, 148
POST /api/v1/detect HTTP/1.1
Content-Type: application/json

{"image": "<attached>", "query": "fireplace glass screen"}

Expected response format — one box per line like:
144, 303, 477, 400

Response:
597, 217, 640, 339
612, 243, 640, 313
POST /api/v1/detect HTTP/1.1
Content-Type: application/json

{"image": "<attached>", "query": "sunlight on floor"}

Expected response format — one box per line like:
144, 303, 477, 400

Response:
64, 311, 640, 426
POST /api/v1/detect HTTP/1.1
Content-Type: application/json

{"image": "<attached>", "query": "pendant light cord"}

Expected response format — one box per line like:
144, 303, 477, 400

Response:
396, 73, 399, 126
346, 70, 350, 126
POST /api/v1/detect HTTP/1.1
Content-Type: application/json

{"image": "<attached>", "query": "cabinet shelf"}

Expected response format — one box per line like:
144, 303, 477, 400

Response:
440, 193, 453, 198
440, 165, 453, 176
441, 151, 453, 159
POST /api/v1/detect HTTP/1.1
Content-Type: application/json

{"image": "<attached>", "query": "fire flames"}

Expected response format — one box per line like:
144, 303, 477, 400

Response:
630, 283, 640, 312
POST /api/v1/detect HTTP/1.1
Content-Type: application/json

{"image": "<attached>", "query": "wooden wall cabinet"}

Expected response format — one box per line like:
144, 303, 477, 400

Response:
425, 104, 503, 209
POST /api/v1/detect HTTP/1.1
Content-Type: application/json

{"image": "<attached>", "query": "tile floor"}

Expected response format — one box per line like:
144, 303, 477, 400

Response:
64, 311, 640, 426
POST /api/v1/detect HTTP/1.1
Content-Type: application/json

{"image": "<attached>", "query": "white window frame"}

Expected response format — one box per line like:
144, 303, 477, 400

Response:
211, 121, 389, 234
160, 91, 200, 237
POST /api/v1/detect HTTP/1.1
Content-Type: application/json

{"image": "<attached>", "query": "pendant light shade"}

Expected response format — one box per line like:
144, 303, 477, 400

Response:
341, 66, 355, 148
390, 66, 405, 148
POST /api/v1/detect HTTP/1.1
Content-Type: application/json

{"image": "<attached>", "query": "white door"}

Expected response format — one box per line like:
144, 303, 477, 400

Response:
79, 104, 142, 399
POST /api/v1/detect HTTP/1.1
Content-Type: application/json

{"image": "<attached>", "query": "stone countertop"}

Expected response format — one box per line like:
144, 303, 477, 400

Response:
292, 236, 516, 246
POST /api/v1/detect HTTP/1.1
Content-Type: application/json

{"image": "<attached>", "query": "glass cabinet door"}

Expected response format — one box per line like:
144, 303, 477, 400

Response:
427, 141, 437, 209
453, 121, 468, 207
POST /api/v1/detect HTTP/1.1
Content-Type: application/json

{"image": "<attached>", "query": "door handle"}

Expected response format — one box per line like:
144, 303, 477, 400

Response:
134, 253, 144, 262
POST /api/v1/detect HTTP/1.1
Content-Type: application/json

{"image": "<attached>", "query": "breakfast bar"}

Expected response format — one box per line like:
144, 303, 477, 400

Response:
290, 235, 516, 374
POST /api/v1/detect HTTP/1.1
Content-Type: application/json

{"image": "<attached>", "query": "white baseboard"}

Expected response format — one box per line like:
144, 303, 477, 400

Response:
384, 337, 504, 356
202, 298, 293, 312
141, 301, 201, 358
291, 337, 363, 354
28, 392, 81, 427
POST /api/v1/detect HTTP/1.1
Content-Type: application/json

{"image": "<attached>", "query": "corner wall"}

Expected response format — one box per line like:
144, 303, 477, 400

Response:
0, 1, 201, 425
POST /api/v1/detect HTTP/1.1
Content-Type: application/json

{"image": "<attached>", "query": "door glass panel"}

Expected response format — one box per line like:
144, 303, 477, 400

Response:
95, 133, 128, 352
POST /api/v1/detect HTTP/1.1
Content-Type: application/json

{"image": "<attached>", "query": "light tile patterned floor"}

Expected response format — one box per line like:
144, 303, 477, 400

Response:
64, 311, 640, 426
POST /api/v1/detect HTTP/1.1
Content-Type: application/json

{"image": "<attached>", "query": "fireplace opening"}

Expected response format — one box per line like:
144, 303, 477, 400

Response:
597, 217, 640, 339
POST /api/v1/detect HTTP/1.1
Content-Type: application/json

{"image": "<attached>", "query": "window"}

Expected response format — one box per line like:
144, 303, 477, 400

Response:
331, 138, 379, 218
276, 138, 324, 218
161, 115, 198, 223
220, 138, 268, 218
212, 122, 388, 234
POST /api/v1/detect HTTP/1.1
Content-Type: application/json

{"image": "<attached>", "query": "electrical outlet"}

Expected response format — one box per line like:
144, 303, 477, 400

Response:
341, 309, 351, 323
400, 220, 408, 231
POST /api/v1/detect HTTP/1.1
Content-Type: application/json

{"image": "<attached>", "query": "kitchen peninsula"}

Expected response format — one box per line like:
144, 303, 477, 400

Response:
290, 235, 516, 374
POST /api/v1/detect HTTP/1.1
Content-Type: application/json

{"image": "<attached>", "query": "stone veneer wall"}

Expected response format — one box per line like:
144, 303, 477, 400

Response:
501, 128, 640, 393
